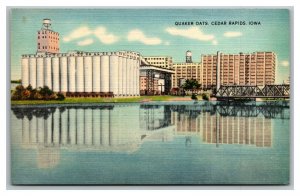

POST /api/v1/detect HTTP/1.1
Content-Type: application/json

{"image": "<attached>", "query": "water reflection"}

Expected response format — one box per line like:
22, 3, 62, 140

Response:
11, 102, 289, 168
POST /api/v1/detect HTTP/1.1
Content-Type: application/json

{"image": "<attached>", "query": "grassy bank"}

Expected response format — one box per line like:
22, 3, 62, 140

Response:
11, 95, 193, 105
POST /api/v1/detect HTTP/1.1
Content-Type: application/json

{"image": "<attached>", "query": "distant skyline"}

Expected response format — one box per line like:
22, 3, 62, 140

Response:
10, 8, 290, 83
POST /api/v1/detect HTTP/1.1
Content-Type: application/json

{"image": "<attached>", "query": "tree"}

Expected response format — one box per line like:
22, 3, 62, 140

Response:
182, 79, 201, 92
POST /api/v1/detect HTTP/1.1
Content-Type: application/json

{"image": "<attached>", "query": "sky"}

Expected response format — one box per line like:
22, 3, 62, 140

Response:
10, 8, 291, 83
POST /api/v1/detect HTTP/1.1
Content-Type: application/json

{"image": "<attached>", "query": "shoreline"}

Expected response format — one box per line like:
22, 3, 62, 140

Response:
10, 96, 289, 106
10, 96, 196, 106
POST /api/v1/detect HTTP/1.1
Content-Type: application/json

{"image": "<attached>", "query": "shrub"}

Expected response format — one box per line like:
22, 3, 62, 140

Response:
202, 93, 209, 101
191, 93, 198, 100
56, 93, 65, 101
11, 85, 65, 101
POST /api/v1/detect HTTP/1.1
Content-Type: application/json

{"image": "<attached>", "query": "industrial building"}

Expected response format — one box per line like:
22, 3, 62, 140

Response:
143, 56, 173, 69
172, 51, 201, 88
139, 59, 174, 95
21, 19, 140, 97
201, 52, 277, 89
37, 18, 60, 54
21, 51, 141, 97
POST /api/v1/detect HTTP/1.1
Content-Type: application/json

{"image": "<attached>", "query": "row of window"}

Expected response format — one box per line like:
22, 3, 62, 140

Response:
38, 36, 59, 40
38, 30, 59, 35
38, 46, 59, 50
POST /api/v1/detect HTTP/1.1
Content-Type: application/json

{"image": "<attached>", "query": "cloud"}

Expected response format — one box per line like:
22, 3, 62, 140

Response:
164, 41, 170, 46
63, 26, 93, 42
128, 29, 162, 45
280, 60, 289, 67
77, 38, 94, 46
165, 26, 215, 41
94, 27, 119, 44
212, 40, 218, 45
63, 26, 119, 45
223, 31, 243, 38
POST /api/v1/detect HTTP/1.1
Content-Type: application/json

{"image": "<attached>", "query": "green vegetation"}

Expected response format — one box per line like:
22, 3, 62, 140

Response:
182, 79, 201, 92
202, 93, 209, 101
11, 95, 185, 105
11, 85, 65, 101
11, 79, 22, 84
191, 93, 198, 100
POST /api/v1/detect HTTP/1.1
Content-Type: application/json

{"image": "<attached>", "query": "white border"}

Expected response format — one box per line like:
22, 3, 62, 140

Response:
1, 0, 298, 195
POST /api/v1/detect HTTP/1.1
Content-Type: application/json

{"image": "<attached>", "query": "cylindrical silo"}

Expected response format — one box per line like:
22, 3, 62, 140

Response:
29, 56, 37, 88
136, 58, 140, 96
68, 56, 76, 93
132, 57, 136, 96
84, 56, 93, 93
52, 56, 60, 92
100, 55, 109, 93
109, 54, 119, 96
36, 57, 44, 88
44, 56, 52, 89
122, 57, 127, 96
60, 56, 68, 92
21, 57, 29, 87
118, 56, 123, 96
128, 58, 133, 96
76, 56, 84, 93
92, 55, 101, 93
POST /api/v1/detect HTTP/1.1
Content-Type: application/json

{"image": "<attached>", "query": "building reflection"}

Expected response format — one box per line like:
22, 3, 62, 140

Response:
11, 101, 288, 168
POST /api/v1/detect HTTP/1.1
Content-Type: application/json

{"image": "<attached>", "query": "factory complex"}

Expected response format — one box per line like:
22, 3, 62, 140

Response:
20, 19, 277, 97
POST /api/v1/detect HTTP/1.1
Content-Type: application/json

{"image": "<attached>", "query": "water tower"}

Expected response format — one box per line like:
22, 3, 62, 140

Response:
42, 18, 52, 29
186, 50, 192, 63
37, 18, 60, 54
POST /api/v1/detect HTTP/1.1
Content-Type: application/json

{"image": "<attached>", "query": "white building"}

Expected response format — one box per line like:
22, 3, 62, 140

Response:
21, 50, 141, 97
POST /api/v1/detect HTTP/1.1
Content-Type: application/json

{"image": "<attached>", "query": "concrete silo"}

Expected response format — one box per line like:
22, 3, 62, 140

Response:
84, 55, 93, 93
21, 56, 29, 87
118, 56, 123, 96
29, 56, 37, 88
44, 56, 52, 89
36, 57, 44, 88
109, 53, 119, 96
68, 55, 76, 93
52, 56, 60, 92
100, 54, 110, 93
76, 55, 84, 93
60, 55, 68, 92
92, 54, 101, 93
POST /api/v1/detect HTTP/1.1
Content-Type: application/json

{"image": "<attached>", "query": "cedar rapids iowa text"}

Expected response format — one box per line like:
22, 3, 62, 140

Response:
175, 21, 261, 26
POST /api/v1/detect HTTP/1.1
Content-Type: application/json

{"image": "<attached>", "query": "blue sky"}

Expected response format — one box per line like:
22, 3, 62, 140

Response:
10, 8, 290, 83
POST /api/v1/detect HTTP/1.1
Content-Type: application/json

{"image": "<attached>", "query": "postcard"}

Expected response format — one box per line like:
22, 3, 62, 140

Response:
10, 8, 290, 185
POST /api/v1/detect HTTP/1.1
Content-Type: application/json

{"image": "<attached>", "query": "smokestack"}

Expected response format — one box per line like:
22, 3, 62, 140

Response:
216, 51, 221, 90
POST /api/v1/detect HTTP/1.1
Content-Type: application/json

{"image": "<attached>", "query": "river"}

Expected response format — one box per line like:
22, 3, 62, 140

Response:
10, 101, 290, 185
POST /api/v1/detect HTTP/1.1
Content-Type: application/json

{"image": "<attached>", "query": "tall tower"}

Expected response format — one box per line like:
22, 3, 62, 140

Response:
186, 50, 192, 63
37, 19, 60, 54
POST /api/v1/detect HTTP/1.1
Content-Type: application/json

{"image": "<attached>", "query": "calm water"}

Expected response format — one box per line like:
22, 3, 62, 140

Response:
10, 101, 290, 185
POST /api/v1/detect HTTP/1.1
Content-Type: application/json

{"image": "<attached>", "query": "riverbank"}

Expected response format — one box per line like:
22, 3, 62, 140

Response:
11, 95, 198, 105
